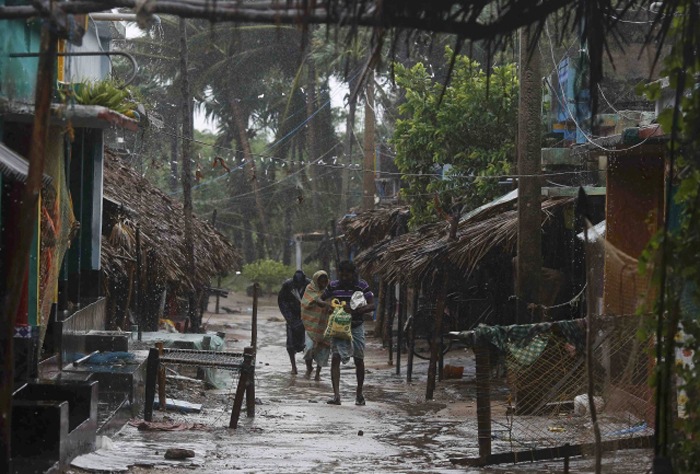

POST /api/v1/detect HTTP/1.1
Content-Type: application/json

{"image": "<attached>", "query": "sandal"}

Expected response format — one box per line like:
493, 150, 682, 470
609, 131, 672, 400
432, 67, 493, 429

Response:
355, 395, 366, 406
326, 397, 341, 405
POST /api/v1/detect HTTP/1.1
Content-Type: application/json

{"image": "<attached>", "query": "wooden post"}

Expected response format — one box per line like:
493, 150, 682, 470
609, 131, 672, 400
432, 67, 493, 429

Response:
407, 287, 419, 382
516, 26, 542, 324
135, 226, 142, 340
386, 285, 395, 365
375, 280, 386, 339
395, 285, 401, 375
215, 275, 221, 314
396, 284, 406, 376
230, 346, 255, 429
179, 18, 198, 332
0, 23, 56, 471
475, 335, 492, 461
438, 332, 445, 381
244, 346, 256, 418
144, 348, 159, 422
426, 214, 457, 400
251, 283, 258, 350
426, 275, 447, 400
582, 219, 602, 472
156, 342, 166, 409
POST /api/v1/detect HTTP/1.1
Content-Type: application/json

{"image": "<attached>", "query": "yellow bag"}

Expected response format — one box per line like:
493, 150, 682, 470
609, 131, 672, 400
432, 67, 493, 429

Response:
324, 299, 353, 341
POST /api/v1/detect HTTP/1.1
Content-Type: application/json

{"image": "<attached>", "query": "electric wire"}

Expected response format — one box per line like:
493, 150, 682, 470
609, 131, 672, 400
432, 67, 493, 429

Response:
543, 21, 657, 154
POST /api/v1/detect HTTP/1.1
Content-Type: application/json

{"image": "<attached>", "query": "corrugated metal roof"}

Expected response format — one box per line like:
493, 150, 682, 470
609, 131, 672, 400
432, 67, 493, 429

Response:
0, 142, 53, 186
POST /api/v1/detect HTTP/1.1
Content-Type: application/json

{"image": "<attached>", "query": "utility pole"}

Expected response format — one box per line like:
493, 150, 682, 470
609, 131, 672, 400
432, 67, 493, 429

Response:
340, 103, 355, 214
362, 70, 375, 211
179, 19, 198, 332
516, 26, 542, 324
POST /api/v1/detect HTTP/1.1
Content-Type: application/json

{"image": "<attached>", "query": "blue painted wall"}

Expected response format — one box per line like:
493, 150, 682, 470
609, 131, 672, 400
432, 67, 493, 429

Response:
0, 5, 42, 101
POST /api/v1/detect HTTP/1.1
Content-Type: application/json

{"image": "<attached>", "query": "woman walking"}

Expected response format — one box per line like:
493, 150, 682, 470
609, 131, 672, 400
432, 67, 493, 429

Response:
301, 270, 331, 380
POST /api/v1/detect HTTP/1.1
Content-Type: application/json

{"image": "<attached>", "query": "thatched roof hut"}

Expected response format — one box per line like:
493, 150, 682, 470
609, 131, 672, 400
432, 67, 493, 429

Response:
340, 206, 410, 248
101, 151, 241, 292
354, 195, 573, 285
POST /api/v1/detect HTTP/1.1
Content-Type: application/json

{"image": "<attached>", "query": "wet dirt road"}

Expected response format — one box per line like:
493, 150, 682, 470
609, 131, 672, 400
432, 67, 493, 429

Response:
70, 295, 652, 473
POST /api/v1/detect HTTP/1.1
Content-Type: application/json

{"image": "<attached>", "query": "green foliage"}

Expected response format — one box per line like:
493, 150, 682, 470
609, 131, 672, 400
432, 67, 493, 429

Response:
392, 48, 518, 226
241, 259, 295, 294
637, 2, 700, 471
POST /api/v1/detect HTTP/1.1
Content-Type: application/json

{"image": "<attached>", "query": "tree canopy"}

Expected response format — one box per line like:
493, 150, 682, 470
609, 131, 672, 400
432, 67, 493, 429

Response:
392, 49, 518, 226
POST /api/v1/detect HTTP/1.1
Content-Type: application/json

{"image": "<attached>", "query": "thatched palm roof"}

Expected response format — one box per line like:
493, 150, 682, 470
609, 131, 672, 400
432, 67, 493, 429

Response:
354, 197, 573, 284
101, 152, 241, 291
340, 206, 410, 249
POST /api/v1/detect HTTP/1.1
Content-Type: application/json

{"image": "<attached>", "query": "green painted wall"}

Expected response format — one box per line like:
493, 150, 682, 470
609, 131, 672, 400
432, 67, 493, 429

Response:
0, 7, 41, 101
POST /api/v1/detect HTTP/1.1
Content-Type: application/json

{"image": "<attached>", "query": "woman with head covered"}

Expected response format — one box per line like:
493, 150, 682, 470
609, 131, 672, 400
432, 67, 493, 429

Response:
301, 270, 331, 380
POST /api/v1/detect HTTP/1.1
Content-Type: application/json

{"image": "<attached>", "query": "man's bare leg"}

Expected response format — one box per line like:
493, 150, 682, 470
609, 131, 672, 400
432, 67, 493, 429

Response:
288, 348, 298, 375
354, 357, 365, 405
327, 354, 341, 404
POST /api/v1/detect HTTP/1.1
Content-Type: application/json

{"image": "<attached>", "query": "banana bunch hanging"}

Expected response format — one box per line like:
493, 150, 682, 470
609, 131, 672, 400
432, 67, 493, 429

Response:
69, 80, 138, 118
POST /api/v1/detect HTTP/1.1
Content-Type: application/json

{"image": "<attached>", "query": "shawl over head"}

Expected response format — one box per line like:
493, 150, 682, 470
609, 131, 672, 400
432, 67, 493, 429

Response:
301, 270, 330, 343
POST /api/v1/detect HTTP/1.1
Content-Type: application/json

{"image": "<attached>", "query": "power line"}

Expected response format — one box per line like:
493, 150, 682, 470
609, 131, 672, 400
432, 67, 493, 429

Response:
165, 66, 366, 195
215, 219, 289, 241
197, 142, 342, 205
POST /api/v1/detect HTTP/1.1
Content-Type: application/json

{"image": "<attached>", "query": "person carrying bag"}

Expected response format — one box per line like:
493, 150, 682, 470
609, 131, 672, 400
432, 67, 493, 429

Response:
324, 299, 353, 341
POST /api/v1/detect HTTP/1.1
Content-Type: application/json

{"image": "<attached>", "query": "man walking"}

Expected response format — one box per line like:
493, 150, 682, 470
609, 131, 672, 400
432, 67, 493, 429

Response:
278, 270, 310, 374
321, 260, 374, 406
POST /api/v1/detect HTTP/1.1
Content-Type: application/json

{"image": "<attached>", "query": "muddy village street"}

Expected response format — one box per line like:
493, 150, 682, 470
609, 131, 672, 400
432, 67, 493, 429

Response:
70, 293, 652, 474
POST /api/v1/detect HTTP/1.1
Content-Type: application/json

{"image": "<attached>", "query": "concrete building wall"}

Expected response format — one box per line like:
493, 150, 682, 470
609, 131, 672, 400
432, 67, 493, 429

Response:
64, 22, 112, 83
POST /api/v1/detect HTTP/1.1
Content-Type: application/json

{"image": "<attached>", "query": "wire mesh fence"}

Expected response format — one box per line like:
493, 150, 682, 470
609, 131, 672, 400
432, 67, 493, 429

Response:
473, 313, 654, 461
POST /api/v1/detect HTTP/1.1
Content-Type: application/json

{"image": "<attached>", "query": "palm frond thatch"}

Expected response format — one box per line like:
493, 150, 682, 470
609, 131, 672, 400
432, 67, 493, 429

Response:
100, 151, 241, 291
340, 206, 410, 248
355, 197, 573, 285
